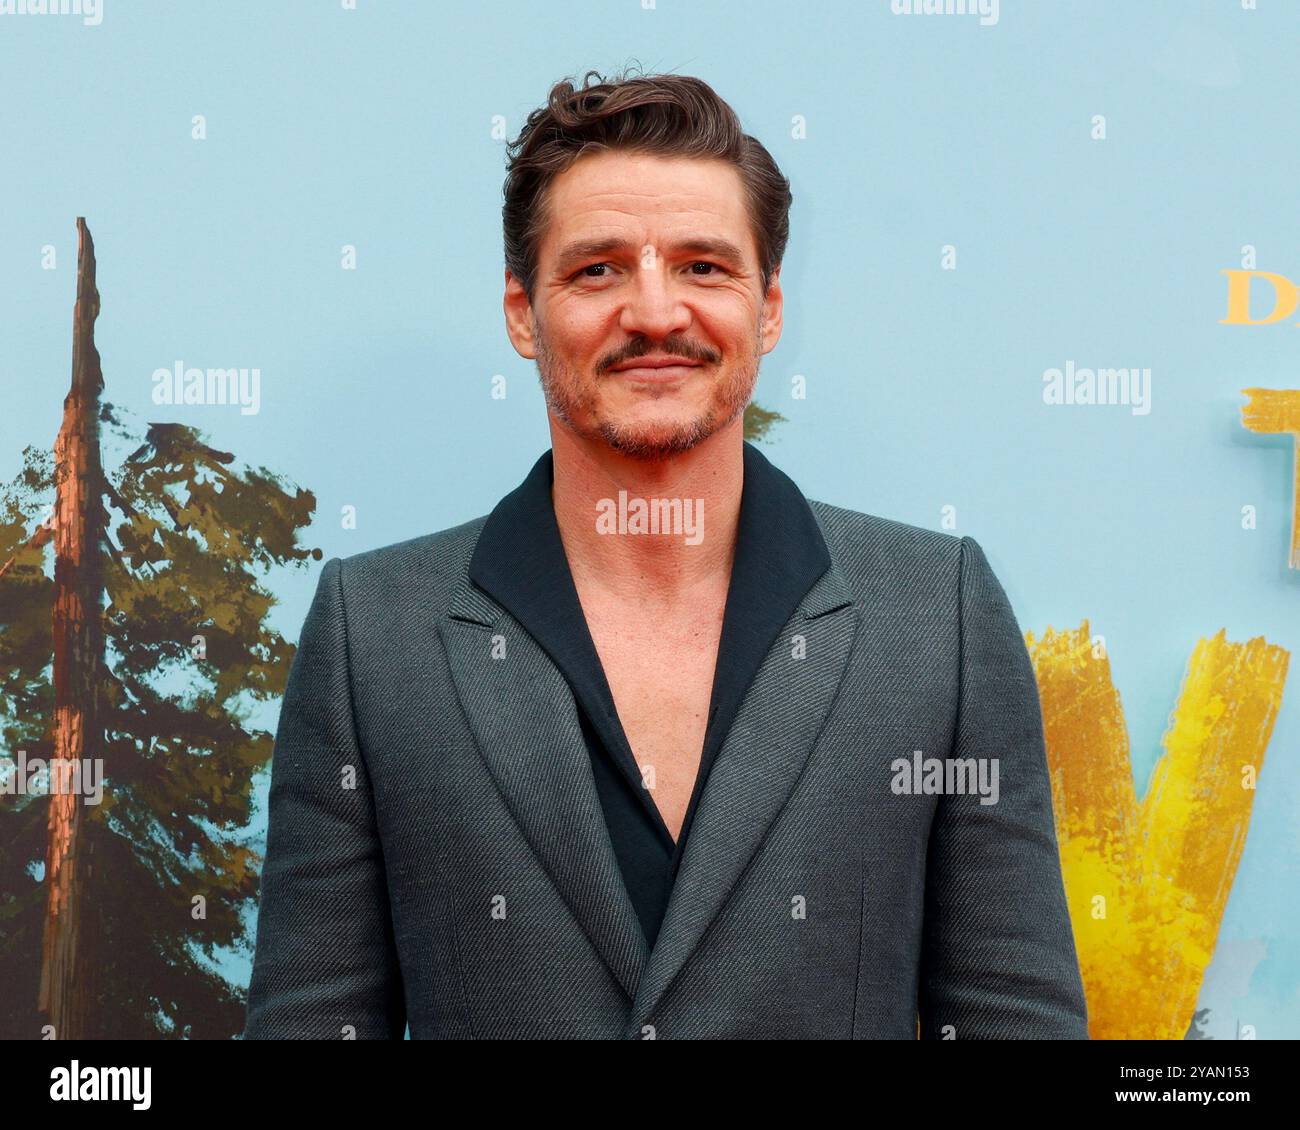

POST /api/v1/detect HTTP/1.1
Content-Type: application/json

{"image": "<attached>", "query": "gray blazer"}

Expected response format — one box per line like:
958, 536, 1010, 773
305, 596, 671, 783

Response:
243, 497, 1089, 1039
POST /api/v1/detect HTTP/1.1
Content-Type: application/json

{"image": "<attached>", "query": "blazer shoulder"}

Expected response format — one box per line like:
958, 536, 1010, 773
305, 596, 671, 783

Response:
326, 513, 487, 620
806, 497, 967, 597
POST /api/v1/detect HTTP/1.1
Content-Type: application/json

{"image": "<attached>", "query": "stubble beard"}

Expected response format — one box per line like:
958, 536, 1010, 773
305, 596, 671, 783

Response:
534, 321, 762, 461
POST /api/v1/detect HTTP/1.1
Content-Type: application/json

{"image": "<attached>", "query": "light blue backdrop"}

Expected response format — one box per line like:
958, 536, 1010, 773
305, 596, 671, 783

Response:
1, 0, 1296, 1037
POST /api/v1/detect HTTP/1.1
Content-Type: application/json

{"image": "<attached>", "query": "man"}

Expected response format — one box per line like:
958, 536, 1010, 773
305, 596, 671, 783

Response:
244, 70, 1088, 1040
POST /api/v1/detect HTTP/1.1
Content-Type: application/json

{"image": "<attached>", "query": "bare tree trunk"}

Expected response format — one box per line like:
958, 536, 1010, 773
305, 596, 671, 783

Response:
38, 217, 106, 1039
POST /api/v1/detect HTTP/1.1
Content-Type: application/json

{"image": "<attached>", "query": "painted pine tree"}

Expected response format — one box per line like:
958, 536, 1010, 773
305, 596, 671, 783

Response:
0, 219, 320, 1038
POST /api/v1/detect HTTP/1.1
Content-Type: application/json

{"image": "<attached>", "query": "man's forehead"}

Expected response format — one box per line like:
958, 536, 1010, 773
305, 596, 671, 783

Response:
541, 152, 753, 260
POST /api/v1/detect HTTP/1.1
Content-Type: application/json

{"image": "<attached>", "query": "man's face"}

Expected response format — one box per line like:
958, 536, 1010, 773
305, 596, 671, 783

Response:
504, 150, 783, 460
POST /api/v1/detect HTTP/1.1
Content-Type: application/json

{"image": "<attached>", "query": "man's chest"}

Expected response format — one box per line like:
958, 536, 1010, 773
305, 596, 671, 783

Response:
579, 599, 727, 841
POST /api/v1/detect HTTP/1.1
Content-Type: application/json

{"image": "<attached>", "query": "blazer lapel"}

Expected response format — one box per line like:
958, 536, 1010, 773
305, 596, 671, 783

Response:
625, 554, 860, 1035
439, 575, 650, 1000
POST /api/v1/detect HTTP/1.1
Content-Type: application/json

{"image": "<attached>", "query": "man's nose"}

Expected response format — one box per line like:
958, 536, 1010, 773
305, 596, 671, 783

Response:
618, 263, 693, 339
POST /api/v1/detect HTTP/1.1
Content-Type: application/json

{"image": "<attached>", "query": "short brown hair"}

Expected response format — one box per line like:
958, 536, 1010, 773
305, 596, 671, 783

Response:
503, 67, 792, 304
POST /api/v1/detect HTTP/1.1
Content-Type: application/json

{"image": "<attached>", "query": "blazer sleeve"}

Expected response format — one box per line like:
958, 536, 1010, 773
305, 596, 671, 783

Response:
916, 536, 1089, 1039
243, 556, 407, 1039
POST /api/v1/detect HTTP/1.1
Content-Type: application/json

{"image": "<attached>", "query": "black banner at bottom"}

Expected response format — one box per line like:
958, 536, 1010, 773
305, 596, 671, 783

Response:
0, 1034, 1290, 1114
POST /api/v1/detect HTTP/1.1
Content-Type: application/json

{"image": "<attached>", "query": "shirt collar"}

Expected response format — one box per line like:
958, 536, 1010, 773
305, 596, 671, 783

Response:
469, 440, 829, 623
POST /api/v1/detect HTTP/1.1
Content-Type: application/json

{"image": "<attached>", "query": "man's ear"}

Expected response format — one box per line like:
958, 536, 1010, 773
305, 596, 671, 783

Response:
503, 270, 538, 360
760, 264, 784, 355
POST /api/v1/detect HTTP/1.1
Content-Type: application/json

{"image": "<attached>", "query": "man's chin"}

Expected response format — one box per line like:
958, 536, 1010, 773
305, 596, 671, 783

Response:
593, 415, 719, 461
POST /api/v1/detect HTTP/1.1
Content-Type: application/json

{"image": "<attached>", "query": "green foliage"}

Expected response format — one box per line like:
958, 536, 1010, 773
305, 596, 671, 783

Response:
743, 401, 786, 443
0, 409, 319, 1038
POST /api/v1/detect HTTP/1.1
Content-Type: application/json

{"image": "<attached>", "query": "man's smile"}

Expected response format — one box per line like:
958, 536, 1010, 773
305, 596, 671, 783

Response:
610, 363, 704, 383
608, 354, 708, 383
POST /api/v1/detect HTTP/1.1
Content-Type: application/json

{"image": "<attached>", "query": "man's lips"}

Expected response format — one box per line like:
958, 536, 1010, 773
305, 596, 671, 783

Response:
608, 357, 706, 380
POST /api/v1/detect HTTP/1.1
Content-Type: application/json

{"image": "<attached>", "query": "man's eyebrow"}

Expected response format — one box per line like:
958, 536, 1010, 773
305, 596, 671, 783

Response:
551, 235, 749, 273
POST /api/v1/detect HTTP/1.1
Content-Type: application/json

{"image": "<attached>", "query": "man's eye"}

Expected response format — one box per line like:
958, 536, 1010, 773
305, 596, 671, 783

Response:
574, 261, 724, 280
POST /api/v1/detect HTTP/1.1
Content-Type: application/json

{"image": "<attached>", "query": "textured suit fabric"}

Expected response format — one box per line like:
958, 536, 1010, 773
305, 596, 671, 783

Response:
243, 469, 1090, 1040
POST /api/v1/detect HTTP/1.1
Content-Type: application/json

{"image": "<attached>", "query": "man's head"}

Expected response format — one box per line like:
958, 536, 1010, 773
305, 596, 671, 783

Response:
502, 70, 791, 460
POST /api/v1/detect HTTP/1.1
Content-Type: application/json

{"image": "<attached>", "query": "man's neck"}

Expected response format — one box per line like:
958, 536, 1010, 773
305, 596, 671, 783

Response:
549, 416, 744, 609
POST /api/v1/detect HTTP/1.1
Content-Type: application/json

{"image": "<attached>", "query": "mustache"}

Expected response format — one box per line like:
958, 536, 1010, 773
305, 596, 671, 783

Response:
597, 341, 720, 372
